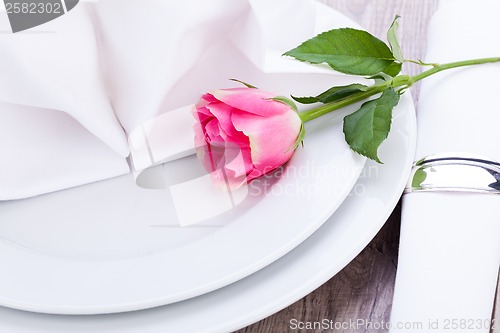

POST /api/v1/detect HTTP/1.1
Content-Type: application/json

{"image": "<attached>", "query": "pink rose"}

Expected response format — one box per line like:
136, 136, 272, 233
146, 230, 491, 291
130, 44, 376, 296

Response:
193, 88, 303, 190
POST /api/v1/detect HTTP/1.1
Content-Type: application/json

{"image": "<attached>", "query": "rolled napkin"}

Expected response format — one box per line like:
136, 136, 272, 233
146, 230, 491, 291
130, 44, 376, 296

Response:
0, 0, 328, 200
390, 0, 500, 332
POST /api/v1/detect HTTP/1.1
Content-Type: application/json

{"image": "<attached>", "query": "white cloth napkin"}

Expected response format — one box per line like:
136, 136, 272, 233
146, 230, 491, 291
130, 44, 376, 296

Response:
390, 0, 500, 331
0, 4, 130, 200
0, 0, 327, 200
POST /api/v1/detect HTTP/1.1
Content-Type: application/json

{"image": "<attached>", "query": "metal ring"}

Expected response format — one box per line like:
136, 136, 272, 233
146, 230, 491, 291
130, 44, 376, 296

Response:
405, 153, 500, 194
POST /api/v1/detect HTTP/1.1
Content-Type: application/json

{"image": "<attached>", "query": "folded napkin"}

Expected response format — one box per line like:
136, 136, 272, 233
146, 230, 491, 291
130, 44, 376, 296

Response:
0, 4, 130, 200
390, 0, 500, 331
0, 0, 329, 200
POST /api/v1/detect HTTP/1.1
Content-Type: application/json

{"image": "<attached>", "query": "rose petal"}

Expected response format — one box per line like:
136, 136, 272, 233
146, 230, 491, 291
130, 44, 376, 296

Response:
232, 109, 301, 173
206, 102, 246, 142
193, 122, 206, 149
195, 93, 218, 109
212, 88, 290, 117
223, 144, 254, 178
195, 111, 213, 126
204, 119, 223, 142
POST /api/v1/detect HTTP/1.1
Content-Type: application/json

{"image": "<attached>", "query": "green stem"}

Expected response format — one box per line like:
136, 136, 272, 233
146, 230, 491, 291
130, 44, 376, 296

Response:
404, 59, 438, 67
298, 85, 386, 122
411, 57, 500, 82
298, 57, 500, 123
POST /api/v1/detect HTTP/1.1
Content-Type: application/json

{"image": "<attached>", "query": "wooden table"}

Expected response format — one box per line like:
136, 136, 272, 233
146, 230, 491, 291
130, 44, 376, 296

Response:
237, 1, 500, 332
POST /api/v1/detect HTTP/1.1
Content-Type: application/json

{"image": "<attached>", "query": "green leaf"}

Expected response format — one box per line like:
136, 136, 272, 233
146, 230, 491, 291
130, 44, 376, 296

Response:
343, 88, 400, 162
383, 62, 402, 77
230, 78, 257, 89
283, 28, 396, 76
290, 124, 306, 150
411, 168, 427, 188
270, 96, 298, 112
291, 96, 318, 104
292, 84, 368, 105
366, 74, 389, 81
387, 15, 404, 63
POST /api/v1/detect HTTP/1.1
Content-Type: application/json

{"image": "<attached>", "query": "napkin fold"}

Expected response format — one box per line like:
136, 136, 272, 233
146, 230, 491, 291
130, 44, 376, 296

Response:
0, 0, 323, 200
0, 4, 129, 200
390, 0, 500, 331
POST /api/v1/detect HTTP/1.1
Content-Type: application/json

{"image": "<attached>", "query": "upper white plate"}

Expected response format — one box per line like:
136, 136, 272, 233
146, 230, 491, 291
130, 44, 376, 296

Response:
0, 72, 416, 333
0, 70, 366, 315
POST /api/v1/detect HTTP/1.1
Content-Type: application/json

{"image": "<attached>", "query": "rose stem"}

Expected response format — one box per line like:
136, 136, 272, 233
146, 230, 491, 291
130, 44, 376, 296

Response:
298, 57, 500, 123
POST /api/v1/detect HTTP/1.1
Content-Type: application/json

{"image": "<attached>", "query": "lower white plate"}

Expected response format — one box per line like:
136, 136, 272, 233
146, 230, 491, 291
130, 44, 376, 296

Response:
0, 85, 416, 332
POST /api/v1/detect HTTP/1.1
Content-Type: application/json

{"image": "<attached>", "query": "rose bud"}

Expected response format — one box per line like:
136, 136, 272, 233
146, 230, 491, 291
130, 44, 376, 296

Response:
193, 87, 303, 190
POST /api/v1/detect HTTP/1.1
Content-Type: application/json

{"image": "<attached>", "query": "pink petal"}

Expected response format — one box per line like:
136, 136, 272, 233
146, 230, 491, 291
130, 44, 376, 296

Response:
195, 93, 218, 109
204, 119, 223, 142
195, 112, 213, 126
231, 109, 302, 173
192, 104, 213, 127
212, 88, 291, 117
193, 122, 206, 149
205, 144, 252, 190
206, 102, 246, 142
223, 144, 254, 178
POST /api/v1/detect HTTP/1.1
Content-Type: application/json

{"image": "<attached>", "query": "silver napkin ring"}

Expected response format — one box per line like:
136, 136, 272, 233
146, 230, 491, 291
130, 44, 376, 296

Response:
405, 153, 500, 194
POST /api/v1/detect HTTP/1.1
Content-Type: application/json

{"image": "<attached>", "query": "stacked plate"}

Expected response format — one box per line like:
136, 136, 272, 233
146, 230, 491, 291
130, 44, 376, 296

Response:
0, 2, 416, 332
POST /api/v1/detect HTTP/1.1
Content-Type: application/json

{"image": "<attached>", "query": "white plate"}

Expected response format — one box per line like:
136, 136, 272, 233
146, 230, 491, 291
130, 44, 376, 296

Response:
0, 75, 416, 333
0, 40, 368, 317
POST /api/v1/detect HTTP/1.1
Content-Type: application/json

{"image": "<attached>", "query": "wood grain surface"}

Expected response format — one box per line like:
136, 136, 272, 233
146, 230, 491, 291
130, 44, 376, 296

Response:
236, 1, 500, 332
